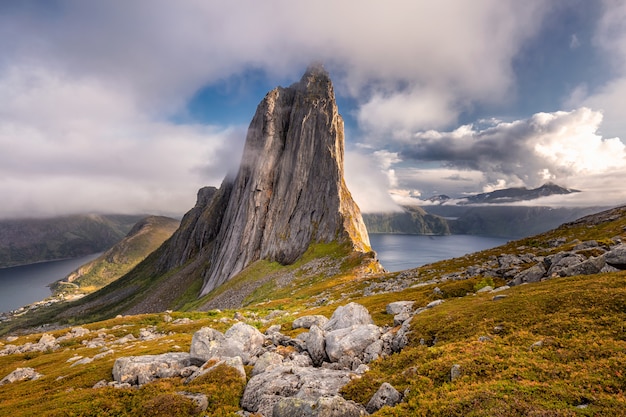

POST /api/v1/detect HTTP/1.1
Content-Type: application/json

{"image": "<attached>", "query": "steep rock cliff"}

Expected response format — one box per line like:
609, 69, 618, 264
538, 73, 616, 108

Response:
199, 65, 371, 295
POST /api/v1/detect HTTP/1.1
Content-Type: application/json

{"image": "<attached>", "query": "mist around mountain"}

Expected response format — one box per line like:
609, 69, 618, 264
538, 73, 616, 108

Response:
0, 214, 146, 268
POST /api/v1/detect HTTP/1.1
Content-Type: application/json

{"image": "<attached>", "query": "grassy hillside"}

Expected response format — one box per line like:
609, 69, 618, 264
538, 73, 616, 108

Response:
51, 216, 179, 296
0, 214, 146, 268
0, 207, 625, 415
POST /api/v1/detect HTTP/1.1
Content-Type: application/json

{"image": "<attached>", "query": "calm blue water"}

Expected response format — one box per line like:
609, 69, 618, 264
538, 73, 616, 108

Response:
369, 234, 509, 272
0, 234, 509, 313
0, 253, 102, 313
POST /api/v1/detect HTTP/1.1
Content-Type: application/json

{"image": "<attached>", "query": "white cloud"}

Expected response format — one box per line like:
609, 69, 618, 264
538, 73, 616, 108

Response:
1, 1, 604, 217
0, 68, 244, 218
384, 107, 626, 205
403, 108, 624, 184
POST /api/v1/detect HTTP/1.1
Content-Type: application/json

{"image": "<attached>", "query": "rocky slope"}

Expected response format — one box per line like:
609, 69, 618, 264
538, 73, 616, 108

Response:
0, 214, 145, 268
51, 216, 179, 296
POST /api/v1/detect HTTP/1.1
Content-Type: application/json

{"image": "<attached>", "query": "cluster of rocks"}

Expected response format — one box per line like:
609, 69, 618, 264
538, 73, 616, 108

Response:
0, 327, 88, 356
486, 241, 625, 286
0, 325, 168, 358
107, 301, 424, 416
358, 240, 625, 299
377, 237, 617, 309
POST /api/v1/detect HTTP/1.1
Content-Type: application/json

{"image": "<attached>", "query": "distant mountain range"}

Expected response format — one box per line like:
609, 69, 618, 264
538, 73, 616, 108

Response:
364, 183, 601, 238
0, 214, 146, 268
459, 182, 579, 204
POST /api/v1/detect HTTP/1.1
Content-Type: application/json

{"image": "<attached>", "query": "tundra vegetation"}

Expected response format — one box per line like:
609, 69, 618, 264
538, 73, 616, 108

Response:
0, 207, 625, 416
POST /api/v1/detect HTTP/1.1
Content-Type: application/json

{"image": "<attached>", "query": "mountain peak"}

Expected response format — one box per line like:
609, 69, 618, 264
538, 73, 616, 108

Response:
200, 66, 372, 295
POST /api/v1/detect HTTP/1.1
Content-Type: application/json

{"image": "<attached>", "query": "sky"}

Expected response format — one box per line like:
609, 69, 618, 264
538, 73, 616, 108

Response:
1, 0, 626, 218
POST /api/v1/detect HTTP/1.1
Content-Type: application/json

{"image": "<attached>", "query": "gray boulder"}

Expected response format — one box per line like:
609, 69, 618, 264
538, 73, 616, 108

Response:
561, 255, 606, 276
176, 391, 209, 413
307, 325, 328, 367
606, 244, 626, 269
112, 352, 193, 385
241, 366, 353, 416
393, 312, 411, 326
385, 301, 414, 315
293, 315, 329, 330
0, 367, 42, 385
498, 254, 523, 269
325, 324, 382, 363
547, 253, 586, 277
190, 323, 264, 365
391, 317, 412, 352
451, 364, 461, 381
573, 240, 599, 250
189, 327, 238, 362
224, 322, 265, 356
511, 262, 546, 285
426, 299, 444, 308
273, 395, 367, 417
366, 382, 402, 414
186, 356, 246, 383
252, 351, 284, 376
323, 302, 373, 331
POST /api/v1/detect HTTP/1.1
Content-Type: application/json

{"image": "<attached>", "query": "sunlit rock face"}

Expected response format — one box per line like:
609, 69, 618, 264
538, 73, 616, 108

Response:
199, 64, 371, 295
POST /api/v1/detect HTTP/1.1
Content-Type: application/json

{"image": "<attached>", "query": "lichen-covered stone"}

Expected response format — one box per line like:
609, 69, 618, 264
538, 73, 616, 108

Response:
324, 302, 374, 331
273, 395, 367, 417
366, 382, 402, 413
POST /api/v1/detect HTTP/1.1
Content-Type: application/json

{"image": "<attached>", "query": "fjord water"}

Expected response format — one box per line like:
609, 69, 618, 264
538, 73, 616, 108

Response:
369, 234, 510, 272
0, 234, 509, 313
0, 253, 101, 313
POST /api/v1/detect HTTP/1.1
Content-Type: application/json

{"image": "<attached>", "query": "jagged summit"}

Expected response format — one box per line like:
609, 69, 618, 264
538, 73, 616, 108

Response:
199, 64, 371, 295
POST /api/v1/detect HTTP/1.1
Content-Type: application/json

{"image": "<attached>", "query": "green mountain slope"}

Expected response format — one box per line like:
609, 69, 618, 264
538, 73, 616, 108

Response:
51, 216, 180, 296
363, 206, 450, 235
0, 214, 146, 268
